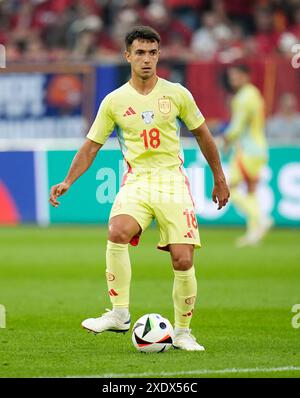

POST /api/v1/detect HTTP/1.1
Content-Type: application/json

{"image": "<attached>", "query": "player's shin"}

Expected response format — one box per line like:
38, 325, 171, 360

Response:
172, 266, 197, 330
106, 240, 131, 316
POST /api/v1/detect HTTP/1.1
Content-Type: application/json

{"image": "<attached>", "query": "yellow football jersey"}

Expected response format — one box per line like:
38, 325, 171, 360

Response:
87, 77, 204, 171
224, 83, 268, 158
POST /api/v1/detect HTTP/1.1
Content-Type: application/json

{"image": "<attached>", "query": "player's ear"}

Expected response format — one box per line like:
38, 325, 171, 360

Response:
124, 49, 131, 64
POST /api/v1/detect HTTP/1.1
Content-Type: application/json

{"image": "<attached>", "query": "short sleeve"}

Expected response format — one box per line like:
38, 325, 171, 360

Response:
178, 85, 205, 130
86, 94, 115, 145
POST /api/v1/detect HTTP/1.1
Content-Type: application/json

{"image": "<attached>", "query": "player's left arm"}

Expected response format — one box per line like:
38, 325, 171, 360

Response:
191, 121, 230, 210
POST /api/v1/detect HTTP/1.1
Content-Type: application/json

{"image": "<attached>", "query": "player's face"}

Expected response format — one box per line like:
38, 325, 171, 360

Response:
227, 68, 247, 91
125, 39, 160, 80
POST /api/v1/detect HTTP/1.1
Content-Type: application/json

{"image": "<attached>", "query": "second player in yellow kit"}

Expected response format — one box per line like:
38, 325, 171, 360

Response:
87, 77, 204, 250
224, 81, 268, 185
223, 65, 271, 247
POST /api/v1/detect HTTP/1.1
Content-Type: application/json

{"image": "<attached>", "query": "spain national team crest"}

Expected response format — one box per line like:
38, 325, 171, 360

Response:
158, 97, 171, 114
141, 111, 154, 124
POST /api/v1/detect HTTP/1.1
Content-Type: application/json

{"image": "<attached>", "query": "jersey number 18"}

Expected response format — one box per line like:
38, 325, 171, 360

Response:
140, 128, 160, 149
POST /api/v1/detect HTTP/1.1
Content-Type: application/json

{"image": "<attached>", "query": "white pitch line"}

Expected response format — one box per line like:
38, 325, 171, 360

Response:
64, 366, 300, 378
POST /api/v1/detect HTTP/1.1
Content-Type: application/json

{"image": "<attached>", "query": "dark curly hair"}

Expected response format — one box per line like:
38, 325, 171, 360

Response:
125, 26, 161, 50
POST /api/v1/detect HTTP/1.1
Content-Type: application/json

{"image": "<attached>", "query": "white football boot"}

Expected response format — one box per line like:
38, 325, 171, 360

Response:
81, 309, 131, 334
173, 329, 205, 352
235, 231, 260, 248
236, 217, 274, 248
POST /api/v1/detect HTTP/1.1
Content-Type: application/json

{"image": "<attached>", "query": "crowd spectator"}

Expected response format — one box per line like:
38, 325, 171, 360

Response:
141, 2, 193, 60
289, 5, 300, 38
267, 93, 300, 145
165, 0, 205, 30
252, 5, 281, 55
191, 11, 224, 59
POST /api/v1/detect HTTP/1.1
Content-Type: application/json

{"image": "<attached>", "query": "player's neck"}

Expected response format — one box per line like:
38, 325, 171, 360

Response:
129, 74, 158, 96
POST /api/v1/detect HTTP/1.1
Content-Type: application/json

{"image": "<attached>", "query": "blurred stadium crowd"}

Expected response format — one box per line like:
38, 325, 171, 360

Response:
0, 0, 300, 64
0, 0, 300, 144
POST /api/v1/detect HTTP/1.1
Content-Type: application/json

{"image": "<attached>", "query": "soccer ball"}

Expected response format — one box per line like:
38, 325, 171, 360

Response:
132, 313, 174, 353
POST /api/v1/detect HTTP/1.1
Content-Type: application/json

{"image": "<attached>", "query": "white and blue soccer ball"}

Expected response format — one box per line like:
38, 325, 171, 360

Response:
132, 313, 174, 353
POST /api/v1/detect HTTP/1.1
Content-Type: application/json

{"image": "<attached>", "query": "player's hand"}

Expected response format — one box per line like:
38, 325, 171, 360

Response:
212, 177, 230, 210
49, 181, 70, 208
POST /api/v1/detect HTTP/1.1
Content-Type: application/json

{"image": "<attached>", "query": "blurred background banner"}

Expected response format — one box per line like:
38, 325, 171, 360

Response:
1, 147, 298, 226
0, 64, 94, 140
0, 151, 36, 224
46, 146, 300, 227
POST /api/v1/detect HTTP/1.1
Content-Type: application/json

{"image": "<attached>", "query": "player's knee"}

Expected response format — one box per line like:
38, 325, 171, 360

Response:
108, 226, 131, 244
172, 256, 193, 271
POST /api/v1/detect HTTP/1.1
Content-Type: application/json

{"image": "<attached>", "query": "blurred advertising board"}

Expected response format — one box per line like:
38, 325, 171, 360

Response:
0, 64, 94, 139
0, 151, 36, 224
46, 147, 300, 227
0, 147, 299, 226
0, 147, 300, 227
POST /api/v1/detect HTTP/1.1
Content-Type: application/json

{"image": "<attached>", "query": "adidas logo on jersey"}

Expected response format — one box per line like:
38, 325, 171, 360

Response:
123, 107, 136, 117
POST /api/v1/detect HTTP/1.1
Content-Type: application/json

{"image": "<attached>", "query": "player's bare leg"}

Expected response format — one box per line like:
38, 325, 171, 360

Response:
81, 215, 141, 334
169, 244, 205, 351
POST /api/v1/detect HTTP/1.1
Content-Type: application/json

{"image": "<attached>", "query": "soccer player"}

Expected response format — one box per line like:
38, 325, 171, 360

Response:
49, 26, 229, 351
221, 64, 271, 247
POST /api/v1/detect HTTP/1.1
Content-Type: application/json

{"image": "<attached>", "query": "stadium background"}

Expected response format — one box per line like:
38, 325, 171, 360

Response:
0, 0, 300, 378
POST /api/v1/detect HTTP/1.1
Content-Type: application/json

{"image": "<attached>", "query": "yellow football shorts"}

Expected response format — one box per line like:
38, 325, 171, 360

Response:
109, 169, 201, 251
229, 152, 267, 186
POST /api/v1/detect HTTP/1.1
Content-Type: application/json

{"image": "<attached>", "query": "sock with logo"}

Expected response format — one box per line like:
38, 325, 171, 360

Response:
173, 266, 197, 329
106, 240, 131, 310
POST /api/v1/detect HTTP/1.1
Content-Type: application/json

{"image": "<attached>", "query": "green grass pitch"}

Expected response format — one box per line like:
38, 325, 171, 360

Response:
0, 225, 299, 378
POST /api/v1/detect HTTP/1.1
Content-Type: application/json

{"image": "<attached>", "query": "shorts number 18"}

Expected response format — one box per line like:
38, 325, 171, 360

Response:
183, 209, 198, 229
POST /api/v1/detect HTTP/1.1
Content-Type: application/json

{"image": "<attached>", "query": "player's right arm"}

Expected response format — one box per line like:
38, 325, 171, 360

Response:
49, 93, 115, 208
49, 139, 102, 207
